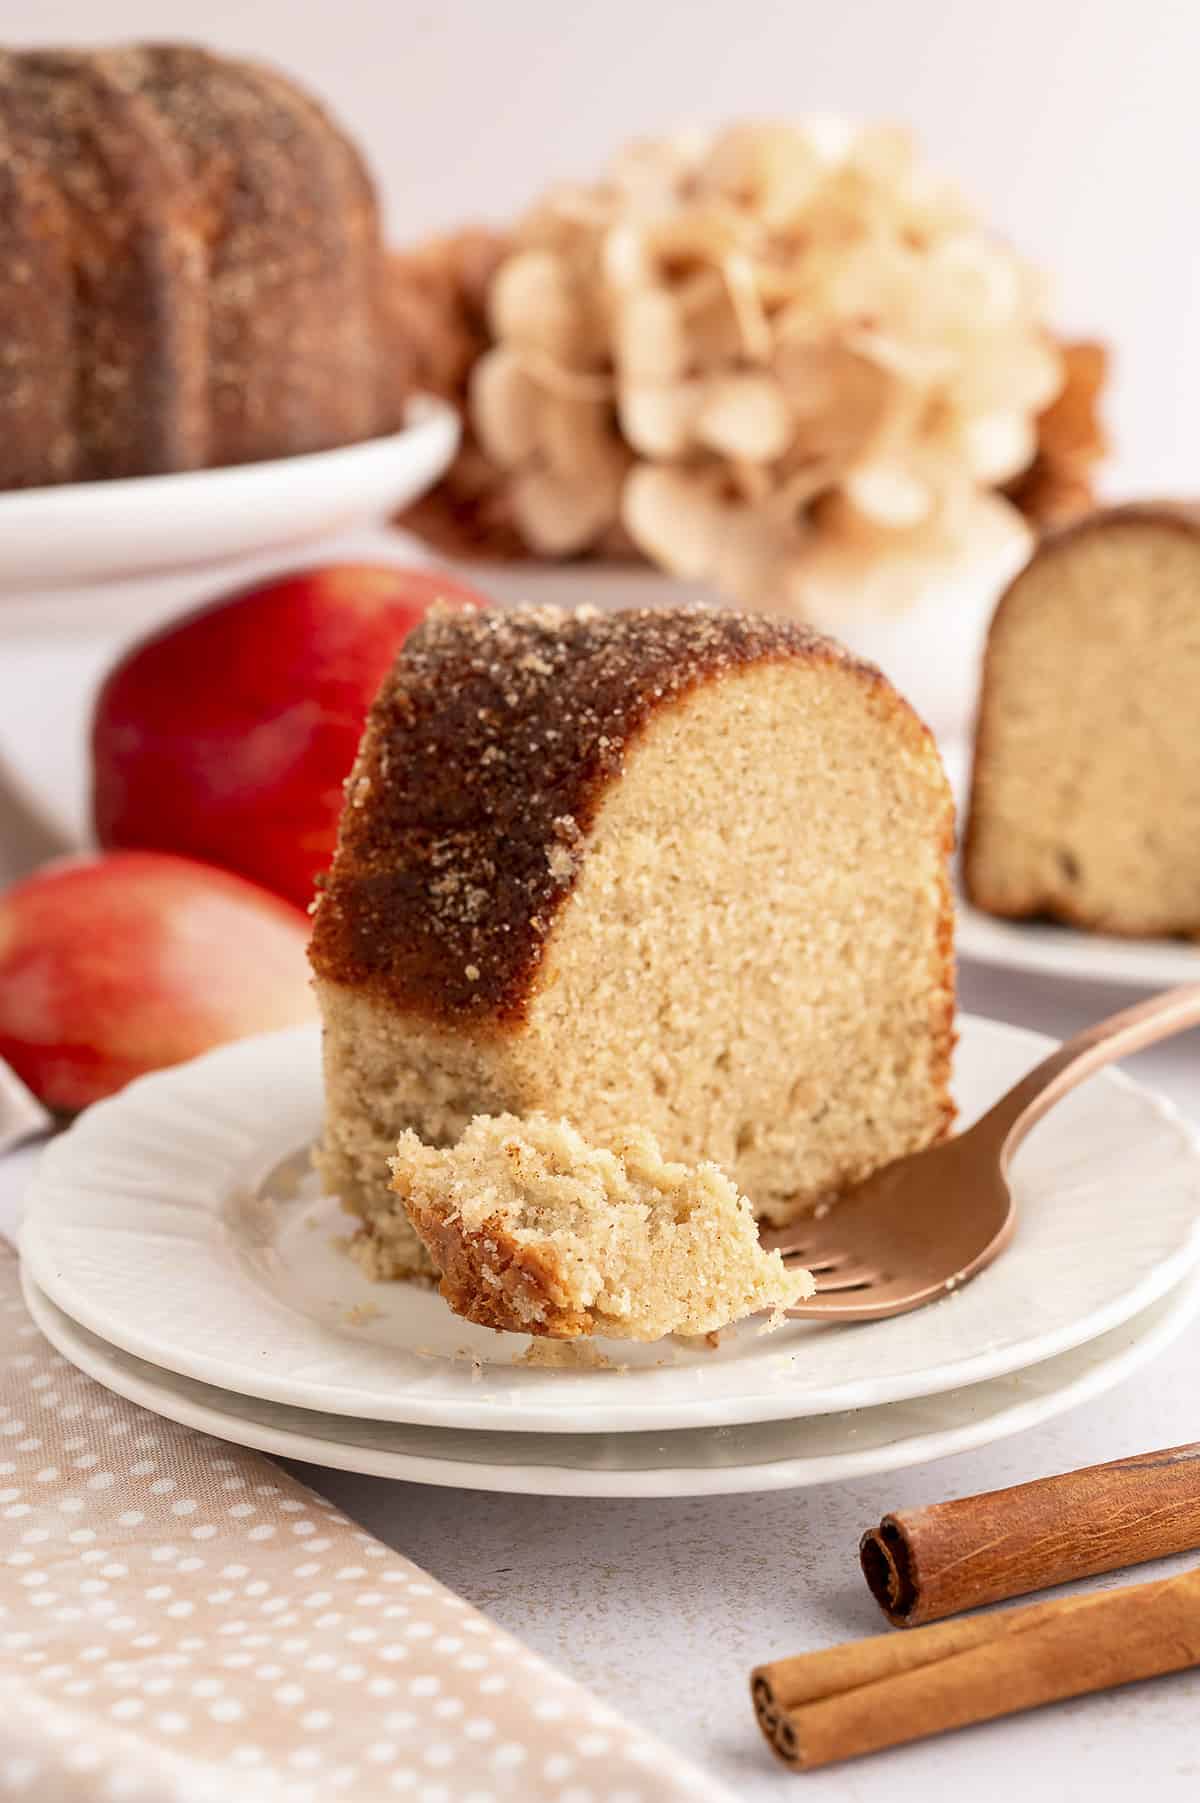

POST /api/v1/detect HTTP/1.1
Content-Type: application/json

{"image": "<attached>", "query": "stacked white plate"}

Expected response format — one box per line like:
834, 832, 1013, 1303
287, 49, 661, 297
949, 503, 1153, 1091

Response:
21, 1015, 1200, 1498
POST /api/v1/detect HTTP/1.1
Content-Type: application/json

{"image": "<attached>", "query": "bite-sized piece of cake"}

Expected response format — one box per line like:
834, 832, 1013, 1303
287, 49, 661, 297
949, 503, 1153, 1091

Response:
309, 605, 956, 1278
389, 1113, 814, 1340
965, 503, 1200, 938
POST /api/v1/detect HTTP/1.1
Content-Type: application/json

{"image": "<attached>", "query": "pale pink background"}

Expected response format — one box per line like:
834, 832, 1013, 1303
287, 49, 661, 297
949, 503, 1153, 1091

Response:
6, 0, 1198, 495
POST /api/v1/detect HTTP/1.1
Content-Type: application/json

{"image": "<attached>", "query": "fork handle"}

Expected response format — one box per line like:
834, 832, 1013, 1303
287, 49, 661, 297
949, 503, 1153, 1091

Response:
974, 981, 1200, 1170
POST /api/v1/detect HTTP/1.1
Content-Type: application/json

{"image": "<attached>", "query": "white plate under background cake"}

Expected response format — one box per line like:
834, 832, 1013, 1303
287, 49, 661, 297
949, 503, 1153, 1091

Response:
956, 898, 1200, 988
20, 1016, 1200, 1437
0, 397, 459, 614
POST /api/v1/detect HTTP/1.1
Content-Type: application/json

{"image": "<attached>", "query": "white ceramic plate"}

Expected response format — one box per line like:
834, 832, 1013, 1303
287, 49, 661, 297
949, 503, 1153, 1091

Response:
0, 397, 459, 600
956, 894, 1200, 990
20, 1016, 1200, 1434
21, 1263, 1200, 1498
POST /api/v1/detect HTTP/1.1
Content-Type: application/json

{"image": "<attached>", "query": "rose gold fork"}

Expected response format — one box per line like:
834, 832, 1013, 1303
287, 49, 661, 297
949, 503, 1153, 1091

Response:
761, 982, 1200, 1322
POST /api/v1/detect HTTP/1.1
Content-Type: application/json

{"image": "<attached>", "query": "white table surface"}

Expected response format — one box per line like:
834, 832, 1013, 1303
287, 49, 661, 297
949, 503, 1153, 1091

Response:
2, 626, 1199, 1800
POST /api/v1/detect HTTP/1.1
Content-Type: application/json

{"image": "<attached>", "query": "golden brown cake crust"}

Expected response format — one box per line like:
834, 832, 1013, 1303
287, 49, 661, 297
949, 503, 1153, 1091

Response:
404, 1198, 593, 1338
309, 606, 902, 1027
0, 48, 207, 484
118, 43, 387, 466
0, 42, 391, 488
964, 501, 1200, 932
0, 105, 74, 489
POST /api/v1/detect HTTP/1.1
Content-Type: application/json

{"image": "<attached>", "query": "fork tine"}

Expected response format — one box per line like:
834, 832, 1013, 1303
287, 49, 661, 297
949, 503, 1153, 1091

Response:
812, 1267, 878, 1293
779, 1241, 849, 1270
807, 1248, 866, 1272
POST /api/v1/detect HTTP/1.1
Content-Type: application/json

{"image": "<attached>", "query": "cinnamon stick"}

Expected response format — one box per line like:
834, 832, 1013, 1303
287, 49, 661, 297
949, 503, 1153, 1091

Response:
752, 1565, 1200, 1771
860, 1441, 1200, 1627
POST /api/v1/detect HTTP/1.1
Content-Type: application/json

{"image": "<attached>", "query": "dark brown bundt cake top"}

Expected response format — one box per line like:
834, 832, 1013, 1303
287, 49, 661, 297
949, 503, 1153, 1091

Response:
309, 604, 894, 1024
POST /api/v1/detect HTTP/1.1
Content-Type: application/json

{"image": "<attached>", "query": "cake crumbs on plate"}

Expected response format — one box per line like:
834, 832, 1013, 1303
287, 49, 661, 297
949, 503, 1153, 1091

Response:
343, 1301, 383, 1327
454, 1346, 486, 1381
672, 1329, 724, 1352
517, 1338, 614, 1369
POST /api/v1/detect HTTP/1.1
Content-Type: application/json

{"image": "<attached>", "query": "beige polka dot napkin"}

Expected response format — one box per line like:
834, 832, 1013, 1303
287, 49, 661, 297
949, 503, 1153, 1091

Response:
0, 1247, 731, 1803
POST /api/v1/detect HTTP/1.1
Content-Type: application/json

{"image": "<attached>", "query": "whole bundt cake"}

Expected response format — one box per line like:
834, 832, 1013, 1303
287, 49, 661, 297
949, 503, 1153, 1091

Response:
0, 43, 397, 489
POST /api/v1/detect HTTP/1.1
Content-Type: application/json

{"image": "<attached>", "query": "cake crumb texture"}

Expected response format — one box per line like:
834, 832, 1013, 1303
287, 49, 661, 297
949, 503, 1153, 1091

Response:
966, 504, 1200, 938
389, 1113, 815, 1341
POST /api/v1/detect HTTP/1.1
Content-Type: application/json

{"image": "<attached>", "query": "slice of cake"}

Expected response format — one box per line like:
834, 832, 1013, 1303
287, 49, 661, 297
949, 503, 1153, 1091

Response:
309, 605, 956, 1278
965, 503, 1200, 937
390, 1113, 814, 1339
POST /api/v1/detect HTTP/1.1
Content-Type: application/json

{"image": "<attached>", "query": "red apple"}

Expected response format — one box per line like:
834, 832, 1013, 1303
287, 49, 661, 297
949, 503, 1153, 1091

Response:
91, 564, 488, 908
0, 851, 316, 1113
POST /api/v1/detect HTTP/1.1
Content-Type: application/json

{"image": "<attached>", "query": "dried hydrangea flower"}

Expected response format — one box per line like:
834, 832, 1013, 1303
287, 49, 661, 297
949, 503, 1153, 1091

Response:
463, 120, 1081, 606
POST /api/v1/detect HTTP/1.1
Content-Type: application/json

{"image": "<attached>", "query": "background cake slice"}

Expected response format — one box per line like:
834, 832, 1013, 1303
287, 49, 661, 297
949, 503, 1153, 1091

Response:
965, 503, 1200, 938
391, 1113, 814, 1340
309, 605, 956, 1278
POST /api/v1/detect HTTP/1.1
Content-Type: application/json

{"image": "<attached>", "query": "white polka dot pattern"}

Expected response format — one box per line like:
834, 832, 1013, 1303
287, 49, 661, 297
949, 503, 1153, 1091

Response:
0, 1252, 730, 1802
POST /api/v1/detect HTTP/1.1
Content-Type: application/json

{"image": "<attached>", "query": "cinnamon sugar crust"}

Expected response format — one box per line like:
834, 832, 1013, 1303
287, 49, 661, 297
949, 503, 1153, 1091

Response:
309, 605, 885, 1026
402, 1197, 596, 1338
0, 43, 392, 488
0, 48, 205, 483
